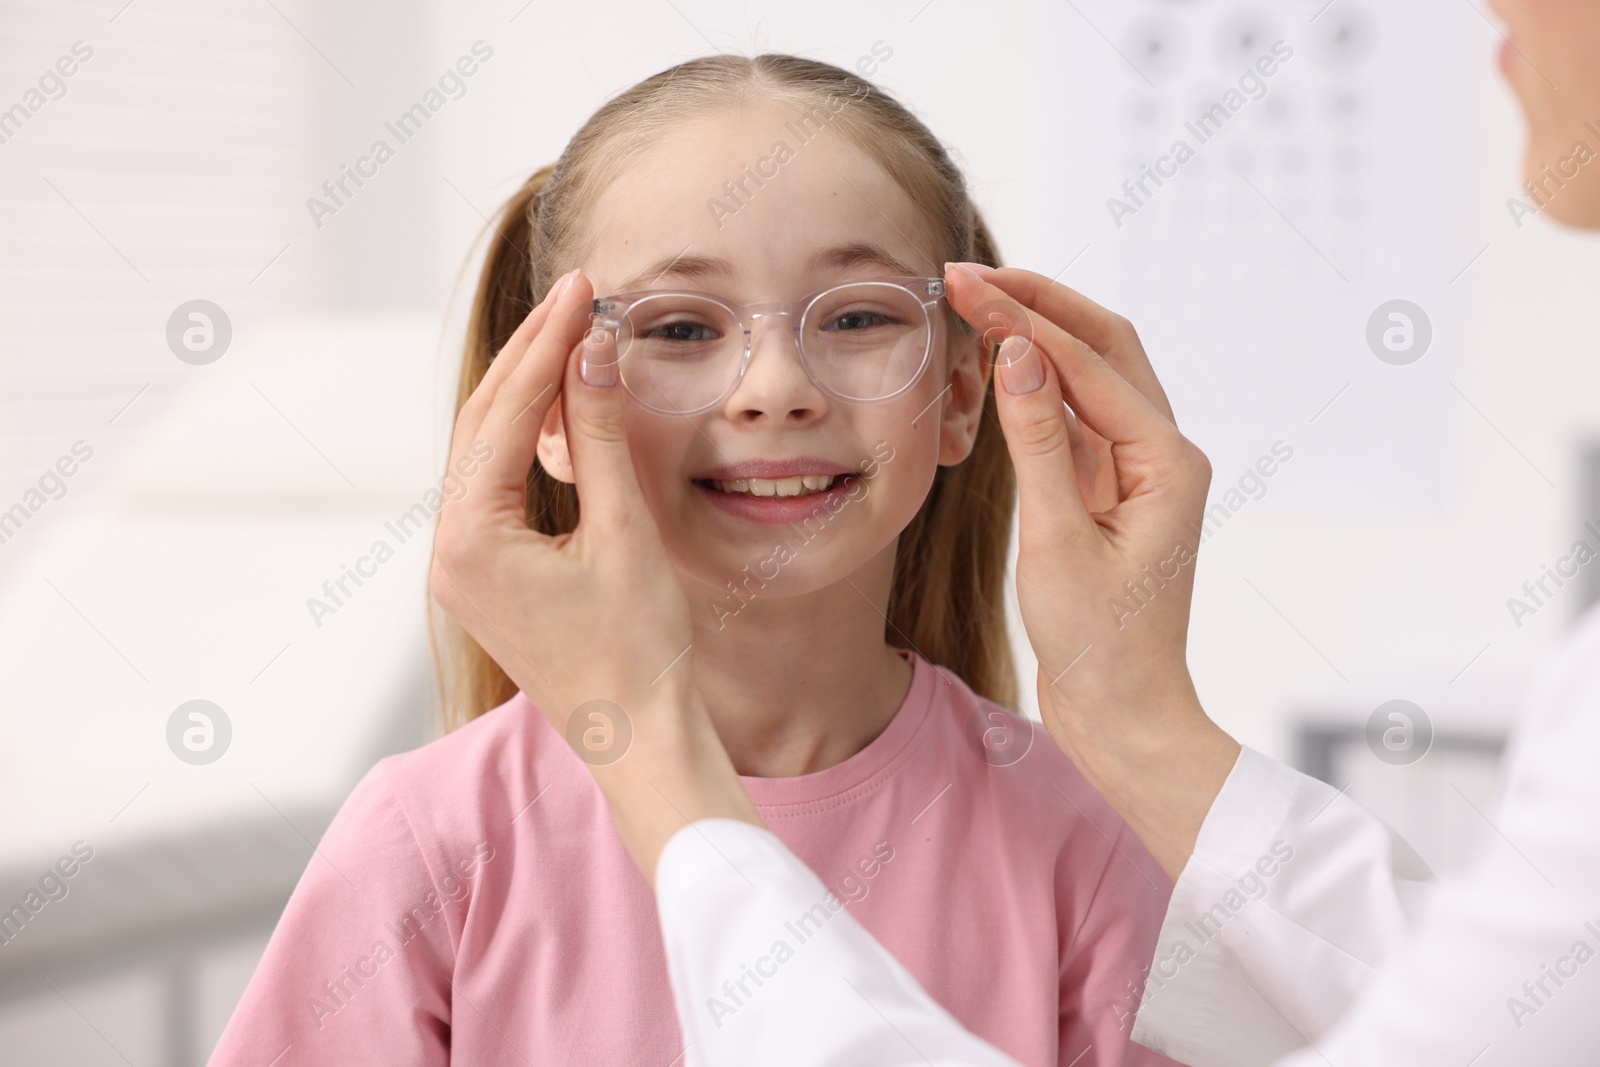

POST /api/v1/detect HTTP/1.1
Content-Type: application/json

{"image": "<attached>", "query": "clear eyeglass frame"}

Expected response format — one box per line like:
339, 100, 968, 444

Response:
586, 274, 949, 416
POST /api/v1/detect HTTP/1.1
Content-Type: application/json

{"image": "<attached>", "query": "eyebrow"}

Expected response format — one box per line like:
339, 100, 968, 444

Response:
610, 241, 927, 295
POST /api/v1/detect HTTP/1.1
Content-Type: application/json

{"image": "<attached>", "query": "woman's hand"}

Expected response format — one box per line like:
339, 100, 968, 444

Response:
429, 268, 760, 882
944, 262, 1240, 879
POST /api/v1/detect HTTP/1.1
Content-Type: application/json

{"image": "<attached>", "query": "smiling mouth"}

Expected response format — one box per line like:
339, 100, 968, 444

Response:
697, 474, 844, 497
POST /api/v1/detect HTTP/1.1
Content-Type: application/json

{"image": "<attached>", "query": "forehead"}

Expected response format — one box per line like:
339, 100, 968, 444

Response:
580, 94, 941, 299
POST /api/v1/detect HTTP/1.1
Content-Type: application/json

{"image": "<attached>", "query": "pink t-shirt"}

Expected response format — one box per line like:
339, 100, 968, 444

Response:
209, 649, 1181, 1066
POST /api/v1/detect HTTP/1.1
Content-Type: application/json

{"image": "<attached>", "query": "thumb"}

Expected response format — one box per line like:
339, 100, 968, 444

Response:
562, 322, 653, 534
993, 334, 1096, 544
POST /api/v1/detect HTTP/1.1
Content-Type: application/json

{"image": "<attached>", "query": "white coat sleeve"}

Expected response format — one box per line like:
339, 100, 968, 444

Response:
1129, 746, 1437, 1067
654, 817, 1023, 1067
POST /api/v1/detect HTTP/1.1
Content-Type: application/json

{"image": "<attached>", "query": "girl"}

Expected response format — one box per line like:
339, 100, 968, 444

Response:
208, 53, 1187, 1067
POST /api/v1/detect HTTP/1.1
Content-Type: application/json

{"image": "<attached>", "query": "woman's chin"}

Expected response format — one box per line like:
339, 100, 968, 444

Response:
1523, 147, 1600, 230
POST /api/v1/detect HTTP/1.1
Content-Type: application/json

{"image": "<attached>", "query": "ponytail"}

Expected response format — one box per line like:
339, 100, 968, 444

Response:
428, 164, 582, 731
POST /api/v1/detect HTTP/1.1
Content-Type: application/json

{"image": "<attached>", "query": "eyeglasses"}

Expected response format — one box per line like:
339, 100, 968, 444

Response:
587, 275, 947, 416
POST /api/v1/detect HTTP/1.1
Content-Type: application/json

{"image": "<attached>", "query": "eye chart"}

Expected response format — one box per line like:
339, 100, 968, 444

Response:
1046, 1, 1476, 510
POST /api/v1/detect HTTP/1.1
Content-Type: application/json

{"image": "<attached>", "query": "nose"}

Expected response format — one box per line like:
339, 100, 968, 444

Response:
721, 309, 831, 422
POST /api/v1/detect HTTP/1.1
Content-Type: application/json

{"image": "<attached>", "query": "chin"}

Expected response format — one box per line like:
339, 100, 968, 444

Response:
1522, 140, 1600, 229
675, 520, 898, 616
1539, 194, 1600, 228
684, 547, 841, 629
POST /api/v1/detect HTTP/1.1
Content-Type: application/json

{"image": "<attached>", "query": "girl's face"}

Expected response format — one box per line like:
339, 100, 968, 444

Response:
538, 95, 989, 612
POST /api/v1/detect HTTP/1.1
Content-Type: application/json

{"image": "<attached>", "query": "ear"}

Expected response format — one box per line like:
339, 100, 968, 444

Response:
937, 329, 990, 467
536, 393, 576, 483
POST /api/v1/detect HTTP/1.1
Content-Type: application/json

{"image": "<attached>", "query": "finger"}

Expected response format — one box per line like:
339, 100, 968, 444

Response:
1062, 403, 1109, 511
948, 266, 1180, 456
472, 269, 596, 516
560, 300, 659, 538
948, 262, 1176, 424
450, 268, 577, 474
991, 333, 1100, 546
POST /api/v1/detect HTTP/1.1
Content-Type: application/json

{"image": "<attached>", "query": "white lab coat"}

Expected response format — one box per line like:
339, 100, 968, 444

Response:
656, 818, 1023, 1067
654, 601, 1600, 1067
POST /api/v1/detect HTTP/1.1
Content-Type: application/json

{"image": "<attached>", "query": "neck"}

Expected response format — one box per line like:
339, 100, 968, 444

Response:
684, 540, 913, 778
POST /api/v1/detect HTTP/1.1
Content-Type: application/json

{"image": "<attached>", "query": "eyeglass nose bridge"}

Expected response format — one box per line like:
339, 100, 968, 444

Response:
743, 301, 796, 319
732, 299, 819, 364
732, 302, 816, 397
740, 301, 803, 346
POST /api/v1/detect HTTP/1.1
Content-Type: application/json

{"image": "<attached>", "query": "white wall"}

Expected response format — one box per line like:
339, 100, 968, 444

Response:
3, 0, 1596, 1062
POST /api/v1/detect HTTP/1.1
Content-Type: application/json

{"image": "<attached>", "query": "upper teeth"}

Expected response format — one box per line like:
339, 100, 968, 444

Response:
710, 475, 837, 497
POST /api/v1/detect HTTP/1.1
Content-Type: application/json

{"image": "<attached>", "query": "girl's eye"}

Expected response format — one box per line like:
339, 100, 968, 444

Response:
643, 319, 720, 343
823, 308, 897, 331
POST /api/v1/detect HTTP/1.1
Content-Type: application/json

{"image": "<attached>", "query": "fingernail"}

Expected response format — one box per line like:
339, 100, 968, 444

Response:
580, 329, 617, 387
946, 260, 996, 280
997, 335, 1043, 395
945, 262, 984, 286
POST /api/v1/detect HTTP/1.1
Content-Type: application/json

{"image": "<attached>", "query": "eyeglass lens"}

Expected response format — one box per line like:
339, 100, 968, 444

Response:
612, 282, 932, 414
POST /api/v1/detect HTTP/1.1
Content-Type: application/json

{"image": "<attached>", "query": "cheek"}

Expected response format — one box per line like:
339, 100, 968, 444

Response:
853, 406, 943, 529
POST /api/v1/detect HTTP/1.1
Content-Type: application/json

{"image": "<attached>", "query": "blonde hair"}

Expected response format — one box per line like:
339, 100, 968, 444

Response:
429, 52, 1018, 732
